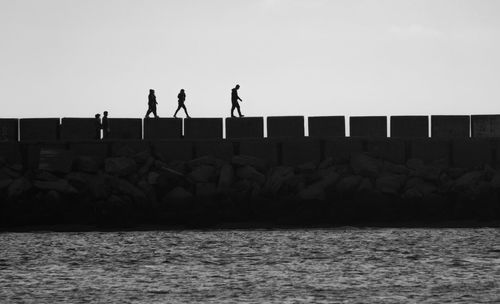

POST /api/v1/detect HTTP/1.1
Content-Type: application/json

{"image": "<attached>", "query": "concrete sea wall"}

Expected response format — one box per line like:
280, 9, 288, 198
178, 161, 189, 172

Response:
1, 115, 500, 228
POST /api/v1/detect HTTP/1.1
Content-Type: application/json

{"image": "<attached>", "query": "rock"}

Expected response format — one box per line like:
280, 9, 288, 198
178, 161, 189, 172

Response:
406, 158, 424, 170
318, 157, 334, 170
88, 174, 110, 199
376, 174, 405, 195
166, 186, 193, 200
454, 171, 483, 191
336, 175, 362, 193
133, 150, 151, 164
137, 180, 156, 202
188, 156, 224, 169
34, 179, 78, 194
74, 156, 99, 173
490, 173, 500, 189
264, 166, 295, 194
218, 163, 234, 189
65, 172, 92, 191
44, 190, 61, 202
7, 177, 32, 198
0, 178, 13, 190
189, 165, 215, 183
232, 155, 267, 172
0, 167, 21, 179
147, 171, 160, 185
357, 177, 374, 193
414, 165, 441, 183
350, 153, 380, 178
236, 165, 266, 184
402, 188, 423, 200
404, 177, 437, 197
35, 171, 59, 181
383, 161, 409, 175
297, 162, 317, 174
105, 157, 137, 176
196, 182, 217, 197
110, 177, 147, 203
298, 184, 325, 200
138, 157, 155, 176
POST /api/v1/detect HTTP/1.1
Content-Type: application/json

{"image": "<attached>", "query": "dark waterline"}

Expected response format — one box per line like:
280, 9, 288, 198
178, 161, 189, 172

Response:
1, 228, 499, 303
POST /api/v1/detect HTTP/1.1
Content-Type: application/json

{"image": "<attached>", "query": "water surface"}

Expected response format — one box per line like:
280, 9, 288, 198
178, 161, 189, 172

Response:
1, 229, 499, 303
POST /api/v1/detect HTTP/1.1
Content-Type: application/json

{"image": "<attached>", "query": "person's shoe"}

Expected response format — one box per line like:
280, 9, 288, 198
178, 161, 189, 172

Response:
231, 116, 236, 118
174, 115, 177, 118
240, 115, 245, 118
187, 116, 191, 119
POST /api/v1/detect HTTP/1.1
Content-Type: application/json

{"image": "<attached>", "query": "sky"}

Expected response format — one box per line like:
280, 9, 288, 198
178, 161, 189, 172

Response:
0, 0, 499, 119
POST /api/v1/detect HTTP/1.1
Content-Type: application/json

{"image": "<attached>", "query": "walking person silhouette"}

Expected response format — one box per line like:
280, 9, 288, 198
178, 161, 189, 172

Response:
94, 113, 102, 140
145, 89, 159, 118
231, 84, 244, 118
174, 89, 190, 118
102, 111, 109, 139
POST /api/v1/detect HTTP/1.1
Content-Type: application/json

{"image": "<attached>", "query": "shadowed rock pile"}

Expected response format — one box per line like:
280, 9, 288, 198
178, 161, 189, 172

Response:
1, 148, 499, 228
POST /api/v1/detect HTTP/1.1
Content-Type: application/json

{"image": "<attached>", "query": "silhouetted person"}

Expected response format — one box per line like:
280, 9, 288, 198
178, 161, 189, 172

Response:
146, 89, 159, 118
94, 113, 102, 140
174, 89, 190, 118
231, 84, 244, 118
102, 111, 109, 139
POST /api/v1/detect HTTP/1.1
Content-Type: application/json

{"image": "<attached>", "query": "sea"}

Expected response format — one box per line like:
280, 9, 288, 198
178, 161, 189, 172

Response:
0, 228, 499, 303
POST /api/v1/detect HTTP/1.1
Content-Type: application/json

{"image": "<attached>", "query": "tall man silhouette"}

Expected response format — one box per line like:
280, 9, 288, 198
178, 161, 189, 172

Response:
102, 111, 109, 139
231, 84, 244, 118
146, 89, 159, 118
174, 89, 190, 118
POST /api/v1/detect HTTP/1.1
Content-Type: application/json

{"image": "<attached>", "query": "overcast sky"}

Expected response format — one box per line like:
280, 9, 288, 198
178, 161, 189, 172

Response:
1, 0, 499, 119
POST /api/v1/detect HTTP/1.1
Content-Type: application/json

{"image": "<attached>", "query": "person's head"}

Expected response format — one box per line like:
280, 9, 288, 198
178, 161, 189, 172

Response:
103, 111, 108, 117
235, 84, 240, 90
180, 89, 184, 93
149, 89, 155, 94
95, 114, 100, 119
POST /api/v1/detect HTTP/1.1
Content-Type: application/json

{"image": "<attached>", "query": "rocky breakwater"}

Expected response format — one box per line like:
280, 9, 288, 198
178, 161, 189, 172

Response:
1, 146, 499, 228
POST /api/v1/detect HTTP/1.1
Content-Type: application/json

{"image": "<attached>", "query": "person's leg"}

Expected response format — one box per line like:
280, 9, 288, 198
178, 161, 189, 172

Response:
145, 108, 152, 118
174, 105, 181, 118
231, 104, 236, 117
236, 104, 243, 117
152, 107, 159, 118
181, 105, 190, 118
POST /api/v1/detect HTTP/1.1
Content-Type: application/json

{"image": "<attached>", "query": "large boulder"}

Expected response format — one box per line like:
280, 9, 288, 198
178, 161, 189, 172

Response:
218, 163, 234, 189
35, 171, 59, 181
298, 168, 339, 200
264, 166, 295, 194
376, 174, 406, 195
189, 165, 216, 183
109, 177, 147, 203
7, 177, 32, 199
0, 178, 13, 190
350, 153, 380, 178
166, 186, 193, 200
188, 156, 224, 169
34, 179, 78, 194
357, 177, 374, 193
232, 155, 267, 172
453, 171, 483, 191
88, 174, 111, 199
196, 182, 218, 197
336, 175, 362, 193
402, 177, 437, 199
73, 156, 99, 173
236, 165, 266, 184
105, 157, 137, 176
138, 157, 155, 176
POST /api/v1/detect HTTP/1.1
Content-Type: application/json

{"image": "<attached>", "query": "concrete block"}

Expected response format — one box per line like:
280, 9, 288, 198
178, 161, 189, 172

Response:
106, 118, 142, 140
308, 116, 345, 137
152, 140, 194, 162
471, 115, 500, 138
20, 118, 60, 141
365, 139, 406, 164
409, 139, 451, 165
111, 141, 151, 157
324, 138, 364, 164
184, 118, 223, 139
24, 142, 68, 170
281, 139, 321, 166
431, 115, 470, 138
452, 139, 492, 168
0, 119, 19, 141
0, 142, 22, 165
267, 116, 304, 138
144, 118, 182, 139
350, 116, 387, 137
390, 116, 429, 138
239, 139, 279, 166
226, 117, 264, 139
195, 140, 234, 161
61, 118, 97, 141
69, 142, 109, 164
